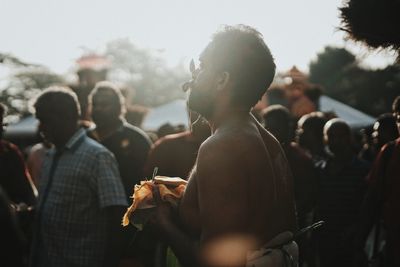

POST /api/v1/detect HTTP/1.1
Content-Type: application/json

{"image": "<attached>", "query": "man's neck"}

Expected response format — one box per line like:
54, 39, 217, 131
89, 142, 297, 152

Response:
208, 108, 251, 133
54, 125, 79, 150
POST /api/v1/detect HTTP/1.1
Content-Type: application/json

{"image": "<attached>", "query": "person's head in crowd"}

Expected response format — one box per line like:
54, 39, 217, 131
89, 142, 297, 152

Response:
88, 81, 126, 129
324, 118, 353, 158
296, 111, 328, 156
393, 95, 400, 134
261, 105, 292, 144
186, 25, 276, 120
0, 103, 7, 139
266, 86, 288, 107
34, 87, 80, 149
157, 123, 178, 139
372, 113, 399, 148
125, 105, 148, 127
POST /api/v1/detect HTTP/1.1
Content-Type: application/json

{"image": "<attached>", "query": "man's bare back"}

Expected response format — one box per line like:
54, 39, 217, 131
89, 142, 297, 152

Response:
179, 114, 296, 262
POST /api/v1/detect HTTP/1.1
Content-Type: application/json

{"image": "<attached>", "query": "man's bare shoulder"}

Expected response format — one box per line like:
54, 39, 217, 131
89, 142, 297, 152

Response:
199, 126, 258, 158
195, 122, 266, 180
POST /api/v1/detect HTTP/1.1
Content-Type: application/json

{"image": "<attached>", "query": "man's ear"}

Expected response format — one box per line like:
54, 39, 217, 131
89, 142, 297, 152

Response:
216, 72, 230, 91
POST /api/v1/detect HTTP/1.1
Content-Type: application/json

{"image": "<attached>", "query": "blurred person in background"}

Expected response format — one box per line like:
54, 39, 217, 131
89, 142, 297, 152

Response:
316, 119, 369, 267
26, 139, 52, 187
296, 111, 328, 168
87, 81, 152, 266
359, 113, 399, 163
262, 105, 318, 267
0, 186, 27, 267
31, 87, 127, 267
0, 103, 37, 206
87, 81, 152, 199
354, 96, 400, 267
145, 111, 211, 179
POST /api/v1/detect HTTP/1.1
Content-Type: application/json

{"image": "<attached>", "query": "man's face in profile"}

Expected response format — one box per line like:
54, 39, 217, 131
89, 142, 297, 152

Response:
36, 112, 61, 144
187, 48, 219, 119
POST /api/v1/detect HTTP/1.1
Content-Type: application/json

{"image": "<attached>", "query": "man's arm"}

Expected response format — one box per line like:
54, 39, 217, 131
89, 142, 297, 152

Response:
95, 151, 129, 267
9, 144, 37, 205
152, 203, 200, 267
103, 205, 126, 267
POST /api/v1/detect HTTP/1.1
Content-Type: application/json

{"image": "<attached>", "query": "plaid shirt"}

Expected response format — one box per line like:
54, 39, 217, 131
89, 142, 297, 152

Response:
31, 128, 127, 267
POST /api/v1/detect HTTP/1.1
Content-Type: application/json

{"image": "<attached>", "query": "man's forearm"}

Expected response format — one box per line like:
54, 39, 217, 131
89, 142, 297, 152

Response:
104, 206, 125, 267
160, 219, 200, 267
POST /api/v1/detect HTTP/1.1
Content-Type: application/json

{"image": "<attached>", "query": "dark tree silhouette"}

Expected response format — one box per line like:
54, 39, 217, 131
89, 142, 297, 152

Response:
309, 46, 400, 117
340, 0, 400, 58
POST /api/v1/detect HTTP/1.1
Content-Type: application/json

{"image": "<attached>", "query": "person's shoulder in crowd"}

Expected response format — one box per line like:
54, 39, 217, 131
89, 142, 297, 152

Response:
0, 139, 22, 155
121, 122, 152, 145
77, 130, 117, 159
153, 131, 192, 146
286, 142, 312, 161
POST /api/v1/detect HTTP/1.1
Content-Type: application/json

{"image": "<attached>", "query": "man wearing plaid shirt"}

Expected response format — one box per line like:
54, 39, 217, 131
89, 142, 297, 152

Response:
30, 87, 128, 267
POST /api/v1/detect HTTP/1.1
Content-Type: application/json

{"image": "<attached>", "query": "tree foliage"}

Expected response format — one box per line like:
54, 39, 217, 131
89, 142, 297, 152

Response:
340, 0, 400, 57
309, 46, 400, 117
0, 58, 64, 122
105, 38, 189, 107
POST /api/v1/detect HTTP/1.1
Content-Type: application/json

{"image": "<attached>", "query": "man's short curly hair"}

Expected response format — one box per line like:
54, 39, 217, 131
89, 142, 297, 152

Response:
205, 25, 276, 109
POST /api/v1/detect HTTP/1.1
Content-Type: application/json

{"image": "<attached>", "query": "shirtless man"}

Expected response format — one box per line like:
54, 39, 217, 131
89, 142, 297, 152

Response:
153, 25, 297, 267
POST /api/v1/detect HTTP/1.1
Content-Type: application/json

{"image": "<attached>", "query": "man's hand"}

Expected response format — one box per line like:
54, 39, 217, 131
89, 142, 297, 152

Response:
149, 185, 175, 237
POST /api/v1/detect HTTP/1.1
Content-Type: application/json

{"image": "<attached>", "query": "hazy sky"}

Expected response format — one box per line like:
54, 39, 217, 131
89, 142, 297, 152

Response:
1, 0, 396, 74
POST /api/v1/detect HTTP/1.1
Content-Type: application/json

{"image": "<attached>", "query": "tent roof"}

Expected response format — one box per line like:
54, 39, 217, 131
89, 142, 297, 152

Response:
319, 95, 375, 127
4, 96, 376, 138
142, 99, 189, 130
4, 115, 38, 138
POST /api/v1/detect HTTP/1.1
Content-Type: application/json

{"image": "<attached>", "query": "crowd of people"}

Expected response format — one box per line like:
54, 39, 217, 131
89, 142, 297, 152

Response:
0, 24, 399, 267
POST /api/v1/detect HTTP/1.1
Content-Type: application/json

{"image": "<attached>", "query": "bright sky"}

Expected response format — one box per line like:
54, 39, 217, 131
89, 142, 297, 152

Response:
0, 0, 396, 75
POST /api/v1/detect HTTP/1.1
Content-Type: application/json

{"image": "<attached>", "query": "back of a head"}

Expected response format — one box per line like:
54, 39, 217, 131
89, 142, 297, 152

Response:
374, 113, 399, 144
207, 25, 276, 109
34, 87, 80, 123
298, 112, 327, 134
298, 112, 327, 138
324, 118, 352, 155
297, 112, 327, 153
262, 105, 292, 143
324, 118, 351, 137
